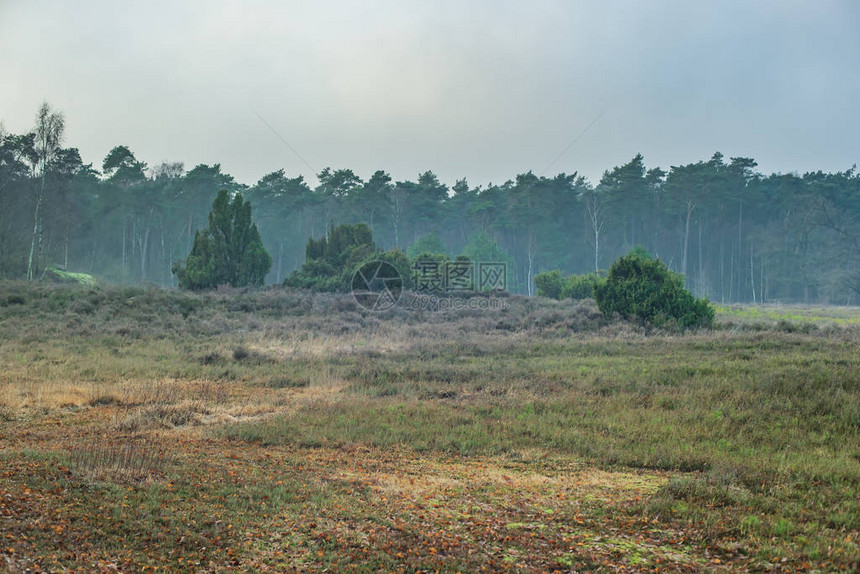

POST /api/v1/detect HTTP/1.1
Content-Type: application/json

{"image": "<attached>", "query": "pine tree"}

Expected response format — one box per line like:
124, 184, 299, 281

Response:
172, 190, 271, 289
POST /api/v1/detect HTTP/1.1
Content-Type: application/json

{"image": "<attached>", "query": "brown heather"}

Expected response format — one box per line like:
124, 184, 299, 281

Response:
0, 281, 858, 571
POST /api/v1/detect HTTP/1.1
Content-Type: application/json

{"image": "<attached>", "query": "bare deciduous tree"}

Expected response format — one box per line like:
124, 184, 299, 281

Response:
27, 102, 65, 280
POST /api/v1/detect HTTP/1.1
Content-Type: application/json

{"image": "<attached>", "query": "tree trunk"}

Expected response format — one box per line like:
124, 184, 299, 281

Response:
160, 226, 166, 284
27, 189, 43, 280
681, 200, 694, 280
749, 243, 756, 303
585, 194, 603, 273
139, 224, 150, 283
527, 234, 535, 297
391, 189, 402, 250
729, 244, 735, 302
63, 221, 69, 270
719, 241, 724, 303
122, 219, 127, 273
698, 219, 704, 297
737, 198, 743, 301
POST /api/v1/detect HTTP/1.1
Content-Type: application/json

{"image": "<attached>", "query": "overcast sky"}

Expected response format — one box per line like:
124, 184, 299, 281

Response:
1, 0, 858, 188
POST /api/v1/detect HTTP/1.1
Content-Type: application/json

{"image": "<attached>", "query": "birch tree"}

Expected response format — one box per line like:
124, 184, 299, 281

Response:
582, 188, 604, 273
27, 102, 65, 280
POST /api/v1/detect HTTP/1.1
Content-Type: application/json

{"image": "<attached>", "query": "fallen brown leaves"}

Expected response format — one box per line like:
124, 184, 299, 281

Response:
0, 403, 853, 572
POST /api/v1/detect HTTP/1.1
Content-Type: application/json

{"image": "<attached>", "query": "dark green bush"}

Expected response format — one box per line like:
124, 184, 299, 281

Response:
285, 223, 376, 292
593, 252, 714, 328
534, 270, 564, 299
375, 248, 413, 290
172, 190, 272, 290
286, 223, 412, 292
561, 273, 605, 300
406, 232, 447, 260
535, 270, 605, 300
411, 252, 450, 292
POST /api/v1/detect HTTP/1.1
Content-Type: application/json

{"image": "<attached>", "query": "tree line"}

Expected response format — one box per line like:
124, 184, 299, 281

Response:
1, 102, 858, 303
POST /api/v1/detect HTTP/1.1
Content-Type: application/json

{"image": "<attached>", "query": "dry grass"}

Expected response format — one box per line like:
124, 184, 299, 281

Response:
67, 436, 168, 483
1, 282, 859, 571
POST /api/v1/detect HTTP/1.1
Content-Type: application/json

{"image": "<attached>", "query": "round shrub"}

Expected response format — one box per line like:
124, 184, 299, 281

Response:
594, 252, 714, 328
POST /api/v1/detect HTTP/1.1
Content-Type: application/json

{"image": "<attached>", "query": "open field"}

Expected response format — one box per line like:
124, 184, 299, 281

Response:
1, 283, 859, 572
715, 304, 860, 328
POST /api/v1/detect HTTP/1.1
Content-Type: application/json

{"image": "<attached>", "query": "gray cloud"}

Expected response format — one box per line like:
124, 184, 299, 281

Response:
1, 0, 858, 187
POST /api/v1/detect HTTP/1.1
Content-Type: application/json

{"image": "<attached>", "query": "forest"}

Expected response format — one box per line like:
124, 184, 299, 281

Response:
2, 102, 859, 303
